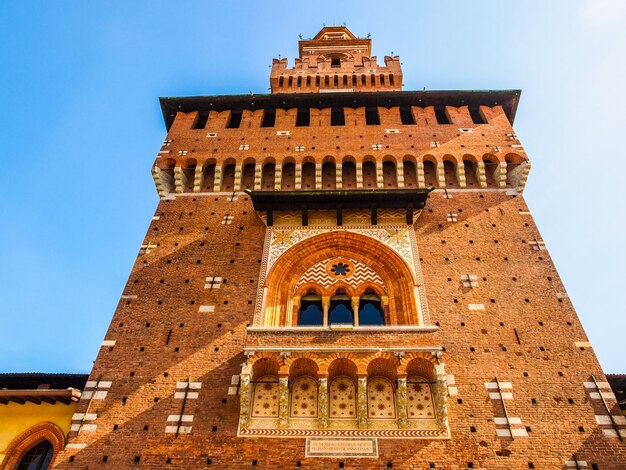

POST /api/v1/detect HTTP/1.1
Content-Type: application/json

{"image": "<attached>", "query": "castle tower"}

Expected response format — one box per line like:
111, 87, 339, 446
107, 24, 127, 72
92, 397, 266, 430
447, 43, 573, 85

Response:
57, 27, 626, 469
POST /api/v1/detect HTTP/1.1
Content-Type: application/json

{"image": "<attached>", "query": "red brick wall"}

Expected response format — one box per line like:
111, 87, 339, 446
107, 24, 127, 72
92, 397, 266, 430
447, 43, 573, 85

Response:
55, 102, 626, 469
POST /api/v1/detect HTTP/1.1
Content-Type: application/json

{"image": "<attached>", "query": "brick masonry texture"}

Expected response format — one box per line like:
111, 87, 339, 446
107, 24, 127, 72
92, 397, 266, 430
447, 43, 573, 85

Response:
54, 27, 625, 470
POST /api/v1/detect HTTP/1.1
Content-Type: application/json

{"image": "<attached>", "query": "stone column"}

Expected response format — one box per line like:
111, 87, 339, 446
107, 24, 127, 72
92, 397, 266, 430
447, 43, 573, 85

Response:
278, 376, 290, 428
396, 376, 409, 429
357, 376, 368, 429
351, 297, 360, 327
322, 296, 330, 327
317, 376, 328, 429
239, 363, 252, 430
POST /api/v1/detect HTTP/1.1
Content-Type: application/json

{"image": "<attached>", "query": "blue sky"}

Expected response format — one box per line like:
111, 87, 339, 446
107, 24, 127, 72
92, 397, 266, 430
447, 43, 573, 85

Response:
1, 1, 624, 373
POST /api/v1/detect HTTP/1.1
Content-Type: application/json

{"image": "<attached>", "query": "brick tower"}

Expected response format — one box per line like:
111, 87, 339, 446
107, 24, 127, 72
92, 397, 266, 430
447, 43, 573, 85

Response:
57, 27, 626, 469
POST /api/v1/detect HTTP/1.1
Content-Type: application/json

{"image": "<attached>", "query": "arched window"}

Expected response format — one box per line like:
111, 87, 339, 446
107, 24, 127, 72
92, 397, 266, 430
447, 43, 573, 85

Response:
329, 289, 353, 325
299, 291, 323, 326
359, 290, 384, 325
17, 440, 53, 470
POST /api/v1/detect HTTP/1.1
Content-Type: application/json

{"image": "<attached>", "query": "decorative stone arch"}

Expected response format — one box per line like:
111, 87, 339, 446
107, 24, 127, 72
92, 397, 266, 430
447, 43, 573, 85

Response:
0, 422, 65, 470
262, 232, 419, 327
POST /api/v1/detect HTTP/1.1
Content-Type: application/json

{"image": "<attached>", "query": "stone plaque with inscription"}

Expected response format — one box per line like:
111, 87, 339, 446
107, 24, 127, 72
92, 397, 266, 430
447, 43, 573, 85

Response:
305, 437, 379, 458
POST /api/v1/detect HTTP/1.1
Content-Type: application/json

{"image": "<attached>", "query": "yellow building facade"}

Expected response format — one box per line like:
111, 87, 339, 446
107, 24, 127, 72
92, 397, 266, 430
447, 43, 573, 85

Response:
0, 374, 86, 469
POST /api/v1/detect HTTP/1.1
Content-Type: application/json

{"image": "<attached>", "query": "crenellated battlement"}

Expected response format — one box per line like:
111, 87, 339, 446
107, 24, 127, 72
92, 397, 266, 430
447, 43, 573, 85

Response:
270, 26, 402, 93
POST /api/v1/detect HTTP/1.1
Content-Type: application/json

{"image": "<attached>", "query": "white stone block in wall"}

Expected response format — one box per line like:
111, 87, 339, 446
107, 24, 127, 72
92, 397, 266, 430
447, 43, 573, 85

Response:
614, 415, 626, 425
101, 340, 116, 347
93, 391, 108, 400
85, 381, 98, 388
66, 443, 87, 449
496, 429, 511, 437
228, 386, 238, 395
231, 375, 240, 385
485, 381, 512, 389
174, 391, 199, 399
595, 415, 612, 425
199, 305, 215, 313
167, 414, 193, 422
468, 304, 484, 311
99, 381, 112, 388
448, 386, 458, 396
511, 428, 528, 437
565, 461, 588, 468
446, 374, 455, 385
494, 417, 521, 425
